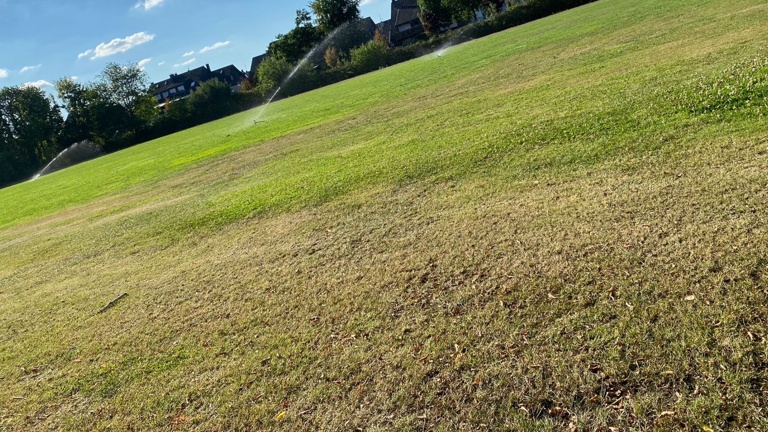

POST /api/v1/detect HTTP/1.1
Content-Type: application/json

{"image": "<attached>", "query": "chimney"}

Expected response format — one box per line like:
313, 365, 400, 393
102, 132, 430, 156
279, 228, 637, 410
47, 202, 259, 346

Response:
206, 64, 211, 72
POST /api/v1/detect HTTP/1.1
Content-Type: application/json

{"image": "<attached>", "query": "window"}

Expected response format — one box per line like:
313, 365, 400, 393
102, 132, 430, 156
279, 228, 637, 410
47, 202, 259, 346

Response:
397, 22, 412, 32
169, 88, 176, 94
177, 85, 185, 92
162, 91, 169, 98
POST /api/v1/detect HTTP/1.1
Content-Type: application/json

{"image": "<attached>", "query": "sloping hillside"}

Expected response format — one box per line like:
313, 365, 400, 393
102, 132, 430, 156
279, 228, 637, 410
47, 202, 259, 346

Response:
1, 0, 768, 429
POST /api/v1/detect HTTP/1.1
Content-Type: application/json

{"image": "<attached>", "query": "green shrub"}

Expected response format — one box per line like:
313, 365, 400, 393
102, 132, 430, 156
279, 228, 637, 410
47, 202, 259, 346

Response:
350, 40, 390, 74
387, 45, 421, 65
281, 62, 322, 97
256, 56, 293, 97
463, 0, 597, 39
187, 78, 234, 123
232, 91, 263, 112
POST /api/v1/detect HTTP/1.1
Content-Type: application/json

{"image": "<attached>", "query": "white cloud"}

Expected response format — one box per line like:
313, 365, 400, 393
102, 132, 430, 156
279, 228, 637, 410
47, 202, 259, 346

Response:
20, 64, 42, 73
158, 61, 166, 66
174, 58, 195, 68
79, 32, 155, 60
138, 58, 152, 69
182, 51, 195, 57
200, 41, 230, 53
0, 68, 8, 78
135, 0, 165, 10
360, 0, 376, 5
21, 80, 54, 89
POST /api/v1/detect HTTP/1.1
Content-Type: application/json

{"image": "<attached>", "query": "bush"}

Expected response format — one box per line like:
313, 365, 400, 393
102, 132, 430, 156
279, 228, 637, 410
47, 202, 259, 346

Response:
350, 40, 389, 74
461, 0, 597, 39
387, 45, 421, 65
187, 78, 234, 123
233, 91, 264, 112
281, 62, 322, 97
256, 56, 293, 96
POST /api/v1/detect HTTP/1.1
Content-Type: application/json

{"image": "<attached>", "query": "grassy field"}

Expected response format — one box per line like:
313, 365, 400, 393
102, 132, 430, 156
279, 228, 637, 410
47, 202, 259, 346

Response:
2, 0, 768, 429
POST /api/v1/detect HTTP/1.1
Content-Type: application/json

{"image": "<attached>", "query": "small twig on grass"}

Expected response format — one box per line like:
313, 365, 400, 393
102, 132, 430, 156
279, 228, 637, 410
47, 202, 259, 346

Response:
97, 293, 128, 314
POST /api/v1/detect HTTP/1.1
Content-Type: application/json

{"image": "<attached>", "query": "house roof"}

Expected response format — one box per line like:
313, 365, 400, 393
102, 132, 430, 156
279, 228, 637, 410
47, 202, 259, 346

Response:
151, 66, 212, 95
377, 19, 392, 35
360, 17, 376, 35
212, 64, 246, 86
392, 0, 421, 26
250, 54, 267, 78
148, 63, 247, 96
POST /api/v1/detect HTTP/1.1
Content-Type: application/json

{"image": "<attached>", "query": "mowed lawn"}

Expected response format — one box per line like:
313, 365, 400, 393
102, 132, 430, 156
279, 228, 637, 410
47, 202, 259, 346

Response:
2, 0, 768, 429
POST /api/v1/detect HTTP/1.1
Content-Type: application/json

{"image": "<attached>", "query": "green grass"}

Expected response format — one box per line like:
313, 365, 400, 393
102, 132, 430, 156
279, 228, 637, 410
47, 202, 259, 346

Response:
2, 0, 768, 429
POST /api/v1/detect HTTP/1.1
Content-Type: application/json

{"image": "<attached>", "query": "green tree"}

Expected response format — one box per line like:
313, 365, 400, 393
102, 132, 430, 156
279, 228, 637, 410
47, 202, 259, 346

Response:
268, 10, 324, 63
0, 86, 63, 185
186, 78, 234, 123
325, 18, 376, 56
417, 0, 452, 34
256, 55, 293, 96
443, 0, 484, 21
54, 78, 128, 150
350, 34, 389, 73
55, 62, 155, 151
480, 0, 507, 16
97, 62, 157, 127
418, 0, 493, 34
309, 0, 361, 32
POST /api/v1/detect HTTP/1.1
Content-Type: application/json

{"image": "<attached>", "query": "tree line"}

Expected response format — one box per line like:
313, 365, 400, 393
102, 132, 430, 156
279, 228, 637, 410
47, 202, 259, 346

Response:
0, 62, 244, 187
1, 0, 594, 188
245, 0, 595, 100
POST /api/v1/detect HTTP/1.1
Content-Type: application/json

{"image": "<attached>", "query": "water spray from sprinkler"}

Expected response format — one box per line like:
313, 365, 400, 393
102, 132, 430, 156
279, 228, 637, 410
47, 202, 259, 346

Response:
254, 87, 281, 124
31, 140, 103, 180
251, 24, 349, 125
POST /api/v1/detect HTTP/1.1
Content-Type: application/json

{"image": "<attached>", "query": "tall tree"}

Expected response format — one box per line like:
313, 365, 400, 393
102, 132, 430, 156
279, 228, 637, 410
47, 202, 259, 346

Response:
186, 78, 234, 123
417, 0, 452, 35
256, 55, 293, 95
0, 86, 63, 185
268, 9, 324, 63
443, 0, 484, 21
309, 0, 361, 33
97, 62, 157, 130
418, 0, 492, 34
56, 62, 155, 151
55, 78, 126, 149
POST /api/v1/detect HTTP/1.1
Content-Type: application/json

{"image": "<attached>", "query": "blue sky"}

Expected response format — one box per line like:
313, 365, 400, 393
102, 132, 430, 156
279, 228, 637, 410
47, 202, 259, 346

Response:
0, 0, 392, 91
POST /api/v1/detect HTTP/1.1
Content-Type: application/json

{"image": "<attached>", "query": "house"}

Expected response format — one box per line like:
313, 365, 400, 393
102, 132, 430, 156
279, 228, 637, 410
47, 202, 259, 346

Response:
151, 65, 211, 103
211, 64, 248, 92
383, 0, 509, 47
360, 17, 378, 38
249, 54, 267, 79
151, 63, 247, 103
377, 19, 392, 40
388, 0, 425, 46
